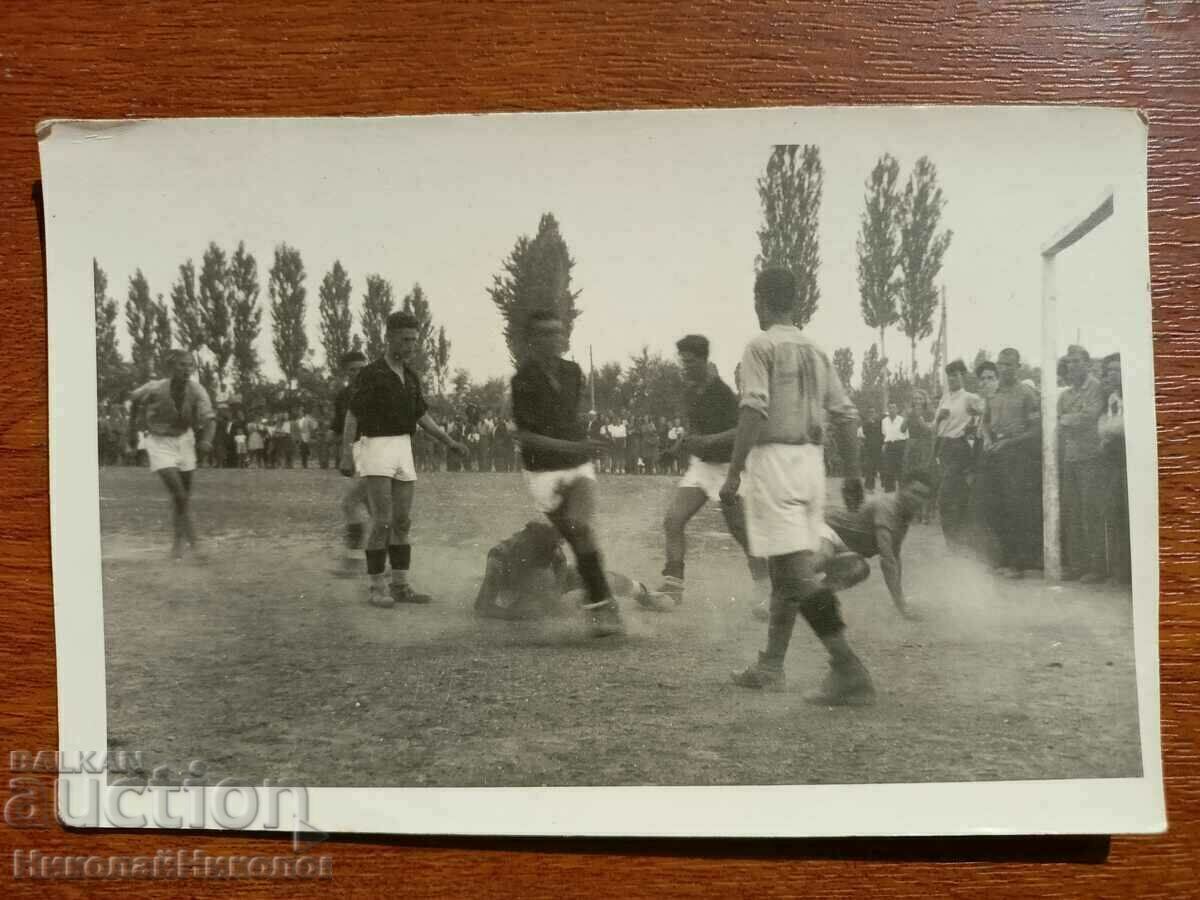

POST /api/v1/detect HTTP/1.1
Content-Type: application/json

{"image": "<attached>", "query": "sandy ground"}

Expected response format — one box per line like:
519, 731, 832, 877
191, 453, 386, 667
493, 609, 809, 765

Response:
98, 467, 1142, 787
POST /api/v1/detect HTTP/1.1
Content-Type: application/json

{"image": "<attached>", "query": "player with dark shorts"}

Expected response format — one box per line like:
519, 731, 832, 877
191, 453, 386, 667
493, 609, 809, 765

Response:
339, 312, 470, 608
473, 521, 651, 620
644, 335, 770, 611
511, 309, 624, 637
751, 472, 932, 622
127, 349, 216, 560
329, 349, 369, 576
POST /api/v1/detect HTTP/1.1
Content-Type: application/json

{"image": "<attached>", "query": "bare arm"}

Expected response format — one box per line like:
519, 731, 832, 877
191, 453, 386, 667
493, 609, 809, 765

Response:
339, 410, 359, 472
875, 526, 907, 611
419, 413, 463, 450
512, 430, 594, 455
726, 408, 766, 480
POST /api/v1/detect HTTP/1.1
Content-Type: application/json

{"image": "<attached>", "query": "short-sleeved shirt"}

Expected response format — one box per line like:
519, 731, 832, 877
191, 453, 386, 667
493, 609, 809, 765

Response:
738, 325, 858, 446
985, 381, 1040, 443
882, 415, 908, 443
1057, 374, 1104, 463
511, 358, 588, 472
935, 389, 984, 440
686, 376, 739, 463
349, 359, 427, 438
825, 495, 909, 560
130, 378, 215, 437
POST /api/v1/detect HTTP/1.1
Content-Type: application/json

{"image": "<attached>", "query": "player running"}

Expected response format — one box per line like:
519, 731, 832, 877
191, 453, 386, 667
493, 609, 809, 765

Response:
339, 312, 469, 608
751, 472, 933, 622
511, 309, 624, 637
473, 521, 652, 620
722, 268, 871, 705
644, 334, 770, 612
126, 349, 216, 560
329, 349, 369, 577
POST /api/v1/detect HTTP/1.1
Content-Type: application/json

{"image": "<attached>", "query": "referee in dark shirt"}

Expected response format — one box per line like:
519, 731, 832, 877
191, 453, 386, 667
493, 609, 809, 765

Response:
329, 349, 369, 576
645, 334, 770, 611
511, 309, 623, 637
339, 312, 469, 608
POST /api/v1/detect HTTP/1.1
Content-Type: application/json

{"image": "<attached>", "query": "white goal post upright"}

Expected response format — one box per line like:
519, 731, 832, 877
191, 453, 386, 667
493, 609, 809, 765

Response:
1039, 189, 1114, 582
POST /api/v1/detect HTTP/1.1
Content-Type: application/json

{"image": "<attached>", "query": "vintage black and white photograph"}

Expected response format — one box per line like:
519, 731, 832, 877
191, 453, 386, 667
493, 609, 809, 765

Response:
41, 106, 1162, 836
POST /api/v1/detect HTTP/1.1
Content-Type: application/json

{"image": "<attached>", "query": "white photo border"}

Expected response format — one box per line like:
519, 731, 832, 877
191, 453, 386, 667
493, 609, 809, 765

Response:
41, 106, 1164, 837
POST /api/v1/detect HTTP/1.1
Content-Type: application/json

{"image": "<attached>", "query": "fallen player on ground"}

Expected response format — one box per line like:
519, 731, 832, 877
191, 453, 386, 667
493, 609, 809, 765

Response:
474, 522, 650, 620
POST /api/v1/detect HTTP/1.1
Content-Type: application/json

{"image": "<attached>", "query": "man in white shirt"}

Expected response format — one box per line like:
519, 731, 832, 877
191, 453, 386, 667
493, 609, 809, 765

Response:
296, 407, 318, 468
608, 418, 628, 474
934, 360, 984, 551
880, 402, 907, 493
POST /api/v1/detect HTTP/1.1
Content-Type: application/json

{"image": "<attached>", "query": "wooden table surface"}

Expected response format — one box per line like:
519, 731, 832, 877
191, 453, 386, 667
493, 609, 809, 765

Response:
2, 2, 1197, 896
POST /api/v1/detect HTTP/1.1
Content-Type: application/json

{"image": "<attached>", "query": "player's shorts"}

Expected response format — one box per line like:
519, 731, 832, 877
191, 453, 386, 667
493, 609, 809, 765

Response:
145, 431, 197, 473
742, 443, 826, 557
678, 455, 748, 501
356, 435, 416, 482
523, 462, 596, 514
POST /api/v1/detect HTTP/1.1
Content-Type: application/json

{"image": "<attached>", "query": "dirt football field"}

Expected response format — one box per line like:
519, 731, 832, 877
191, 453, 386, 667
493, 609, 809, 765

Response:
98, 466, 1143, 788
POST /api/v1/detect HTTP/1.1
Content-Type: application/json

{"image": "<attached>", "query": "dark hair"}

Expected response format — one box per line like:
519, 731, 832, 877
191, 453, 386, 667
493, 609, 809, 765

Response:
1066, 343, 1090, 362
339, 349, 367, 368
675, 334, 710, 359
386, 311, 420, 332
975, 360, 998, 378
902, 470, 935, 491
526, 308, 561, 333
945, 359, 967, 377
998, 347, 1021, 363
1102, 352, 1121, 367
753, 267, 796, 314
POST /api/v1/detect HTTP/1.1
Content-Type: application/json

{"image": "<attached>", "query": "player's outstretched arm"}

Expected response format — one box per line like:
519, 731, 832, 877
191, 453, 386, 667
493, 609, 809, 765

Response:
339, 411, 358, 474
511, 430, 593, 455
875, 526, 914, 618
419, 413, 469, 456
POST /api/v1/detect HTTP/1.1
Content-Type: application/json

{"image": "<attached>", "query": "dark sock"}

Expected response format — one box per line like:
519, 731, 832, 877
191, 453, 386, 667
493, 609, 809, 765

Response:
662, 560, 684, 580
575, 551, 612, 605
345, 523, 364, 549
365, 548, 387, 576
388, 543, 412, 571
798, 590, 846, 639
763, 595, 799, 666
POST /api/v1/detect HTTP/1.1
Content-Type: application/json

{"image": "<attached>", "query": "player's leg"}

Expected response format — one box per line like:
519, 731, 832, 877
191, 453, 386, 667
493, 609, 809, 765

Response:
336, 477, 369, 576
473, 549, 508, 616
156, 467, 190, 559
546, 472, 623, 636
652, 484, 708, 606
387, 477, 430, 603
718, 493, 771, 619
363, 474, 395, 607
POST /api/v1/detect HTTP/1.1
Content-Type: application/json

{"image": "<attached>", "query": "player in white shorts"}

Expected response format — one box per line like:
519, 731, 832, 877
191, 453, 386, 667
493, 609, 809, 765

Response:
339, 312, 469, 608
126, 349, 216, 560
721, 268, 871, 706
643, 334, 769, 611
511, 309, 623, 637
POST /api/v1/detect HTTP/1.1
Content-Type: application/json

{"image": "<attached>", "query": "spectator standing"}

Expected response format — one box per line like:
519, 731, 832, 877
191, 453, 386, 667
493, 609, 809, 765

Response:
1098, 352, 1129, 584
880, 402, 908, 493
1058, 345, 1107, 582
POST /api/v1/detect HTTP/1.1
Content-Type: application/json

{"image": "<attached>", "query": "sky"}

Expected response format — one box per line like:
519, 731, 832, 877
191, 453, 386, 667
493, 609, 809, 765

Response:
76, 106, 1149, 394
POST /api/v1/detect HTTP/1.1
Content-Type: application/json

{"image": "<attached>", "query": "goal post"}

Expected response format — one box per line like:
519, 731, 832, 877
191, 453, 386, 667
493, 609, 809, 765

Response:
1039, 189, 1115, 581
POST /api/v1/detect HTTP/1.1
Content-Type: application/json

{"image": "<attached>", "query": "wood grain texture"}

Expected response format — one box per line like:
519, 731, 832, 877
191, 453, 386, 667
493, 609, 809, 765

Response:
2, 1, 1197, 895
